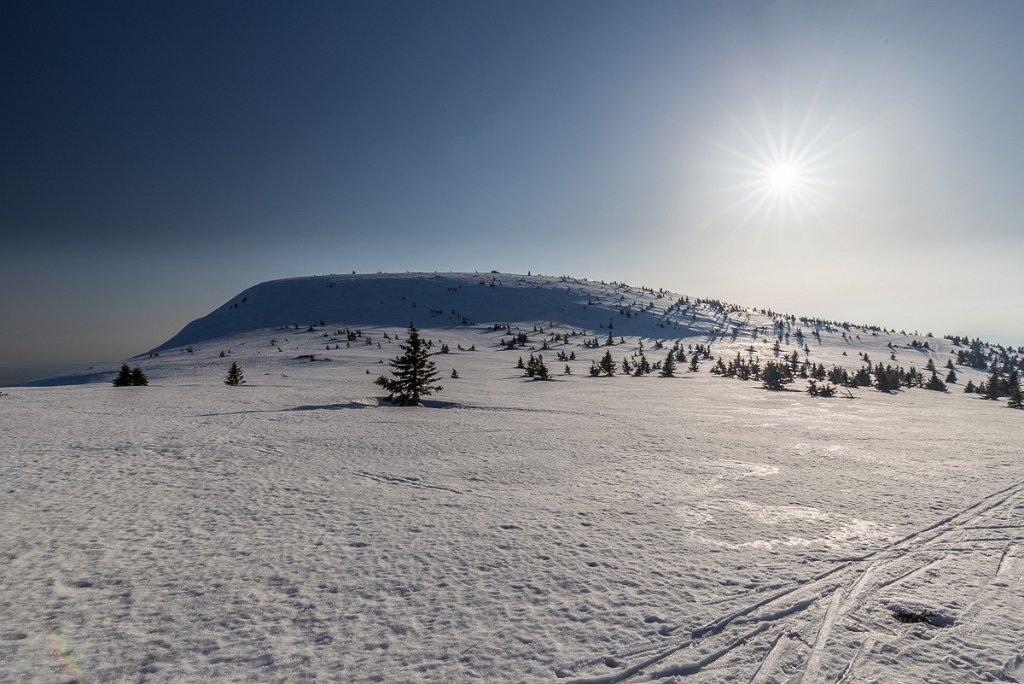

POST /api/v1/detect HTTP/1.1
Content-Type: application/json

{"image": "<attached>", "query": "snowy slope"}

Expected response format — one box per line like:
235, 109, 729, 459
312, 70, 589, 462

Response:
18, 271, 1014, 390
2, 272, 1023, 682
149, 272, 700, 353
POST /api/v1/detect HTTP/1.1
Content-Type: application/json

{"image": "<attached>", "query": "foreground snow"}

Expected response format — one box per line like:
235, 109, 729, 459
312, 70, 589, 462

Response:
2, 329, 1022, 682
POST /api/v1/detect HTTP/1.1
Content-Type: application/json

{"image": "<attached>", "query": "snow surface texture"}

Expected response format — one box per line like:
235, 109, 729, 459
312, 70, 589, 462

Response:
3, 272, 1022, 682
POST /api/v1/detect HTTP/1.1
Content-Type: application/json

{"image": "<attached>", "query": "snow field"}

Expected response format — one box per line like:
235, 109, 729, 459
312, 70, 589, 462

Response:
2, 318, 1023, 682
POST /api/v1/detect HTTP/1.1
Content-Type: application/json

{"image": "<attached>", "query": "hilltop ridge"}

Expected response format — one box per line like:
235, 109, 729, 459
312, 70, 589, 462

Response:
16, 271, 1022, 391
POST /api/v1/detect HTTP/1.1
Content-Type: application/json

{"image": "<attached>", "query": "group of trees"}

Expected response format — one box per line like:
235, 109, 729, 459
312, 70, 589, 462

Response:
518, 353, 551, 380
112, 364, 148, 387
965, 367, 1023, 408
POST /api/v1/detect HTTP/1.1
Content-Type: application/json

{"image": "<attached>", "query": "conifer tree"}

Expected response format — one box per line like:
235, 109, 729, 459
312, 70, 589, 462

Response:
224, 362, 245, 386
599, 350, 616, 376
534, 355, 550, 380
661, 350, 676, 377
925, 372, 947, 392
113, 364, 132, 387
984, 367, 1004, 400
374, 325, 442, 405
762, 361, 792, 390
129, 367, 149, 386
1008, 377, 1023, 409
1007, 370, 1022, 409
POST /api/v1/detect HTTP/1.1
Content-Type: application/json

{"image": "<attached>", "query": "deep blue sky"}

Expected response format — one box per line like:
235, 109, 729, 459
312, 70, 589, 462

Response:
3, 1, 1023, 384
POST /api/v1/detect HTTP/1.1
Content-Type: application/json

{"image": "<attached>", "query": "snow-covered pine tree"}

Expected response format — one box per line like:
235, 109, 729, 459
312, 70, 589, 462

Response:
374, 325, 442, 405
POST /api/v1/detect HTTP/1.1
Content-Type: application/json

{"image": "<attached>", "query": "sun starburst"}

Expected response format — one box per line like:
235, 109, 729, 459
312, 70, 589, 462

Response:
682, 93, 870, 241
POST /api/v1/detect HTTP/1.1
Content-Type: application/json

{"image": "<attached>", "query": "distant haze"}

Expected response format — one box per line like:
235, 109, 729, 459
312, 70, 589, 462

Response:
2, 1, 1022, 383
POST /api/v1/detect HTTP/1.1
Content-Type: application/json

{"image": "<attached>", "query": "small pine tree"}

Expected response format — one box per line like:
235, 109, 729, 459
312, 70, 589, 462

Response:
374, 325, 443, 405
984, 367, 1004, 400
762, 361, 792, 390
113, 364, 132, 387
534, 355, 550, 380
964, 380, 977, 393
661, 350, 676, 377
225, 361, 245, 386
924, 372, 946, 392
564, 364, 572, 375
688, 355, 700, 372
129, 367, 148, 386
451, 368, 459, 379
1008, 382, 1023, 409
945, 369, 958, 384
599, 350, 615, 376
1007, 371, 1022, 409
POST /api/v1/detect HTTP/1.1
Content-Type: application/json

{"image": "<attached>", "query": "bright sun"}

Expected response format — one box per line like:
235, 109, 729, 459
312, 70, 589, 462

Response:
766, 163, 801, 192
688, 95, 856, 233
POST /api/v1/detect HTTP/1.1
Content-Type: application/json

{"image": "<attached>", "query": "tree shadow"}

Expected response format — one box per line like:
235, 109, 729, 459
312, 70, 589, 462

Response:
199, 396, 466, 416
287, 401, 377, 411
288, 397, 465, 411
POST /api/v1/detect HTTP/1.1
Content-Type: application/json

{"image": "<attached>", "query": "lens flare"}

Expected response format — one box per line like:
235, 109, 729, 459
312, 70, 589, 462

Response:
50, 629, 87, 680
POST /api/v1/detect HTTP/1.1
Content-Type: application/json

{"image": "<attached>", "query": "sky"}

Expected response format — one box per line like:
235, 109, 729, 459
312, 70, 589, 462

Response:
2, 0, 1023, 384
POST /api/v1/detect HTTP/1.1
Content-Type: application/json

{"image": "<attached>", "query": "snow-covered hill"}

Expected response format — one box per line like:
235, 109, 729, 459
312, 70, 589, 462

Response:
3, 272, 1023, 682
149, 271, 700, 353
18, 271, 1019, 391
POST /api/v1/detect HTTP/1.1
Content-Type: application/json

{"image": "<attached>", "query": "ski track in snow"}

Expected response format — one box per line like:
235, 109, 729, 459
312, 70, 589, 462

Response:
2, 274, 1023, 682
564, 477, 1024, 682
